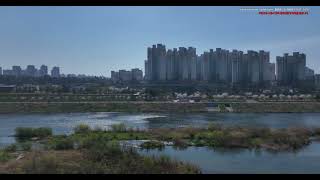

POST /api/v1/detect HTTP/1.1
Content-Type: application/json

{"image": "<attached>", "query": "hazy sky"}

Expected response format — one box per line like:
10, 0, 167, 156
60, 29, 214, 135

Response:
0, 6, 319, 76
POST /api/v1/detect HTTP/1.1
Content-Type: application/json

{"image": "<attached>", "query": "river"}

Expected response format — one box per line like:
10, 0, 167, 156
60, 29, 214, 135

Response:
1, 112, 320, 173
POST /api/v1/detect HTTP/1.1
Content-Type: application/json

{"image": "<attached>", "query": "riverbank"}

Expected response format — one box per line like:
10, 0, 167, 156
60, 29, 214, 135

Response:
0, 125, 201, 174
0, 147, 200, 174
1, 101, 320, 113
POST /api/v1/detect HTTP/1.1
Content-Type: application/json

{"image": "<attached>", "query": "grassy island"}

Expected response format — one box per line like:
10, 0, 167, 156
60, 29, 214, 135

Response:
1, 124, 320, 174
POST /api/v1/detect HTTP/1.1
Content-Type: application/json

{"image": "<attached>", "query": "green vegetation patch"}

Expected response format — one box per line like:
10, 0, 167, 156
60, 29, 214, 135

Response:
4, 136, 200, 174
46, 135, 74, 150
0, 150, 12, 163
15, 127, 52, 139
20, 142, 32, 151
140, 141, 165, 150
148, 125, 313, 151
74, 124, 91, 134
110, 123, 128, 132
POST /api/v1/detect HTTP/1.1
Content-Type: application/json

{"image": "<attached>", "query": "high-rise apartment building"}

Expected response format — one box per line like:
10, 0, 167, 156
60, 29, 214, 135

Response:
202, 52, 210, 81
51, 67, 60, 78
144, 44, 312, 88
26, 65, 37, 77
246, 50, 260, 83
165, 49, 175, 81
112, 68, 143, 82
315, 74, 320, 90
145, 44, 271, 84
1, 65, 61, 78
188, 47, 197, 81
39, 65, 48, 76
144, 60, 149, 80
12, 66, 22, 76
230, 50, 242, 84
264, 63, 276, 81
215, 48, 230, 82
132, 68, 143, 81
3, 70, 14, 76
276, 52, 306, 85
305, 67, 315, 80
111, 71, 119, 82
119, 70, 132, 81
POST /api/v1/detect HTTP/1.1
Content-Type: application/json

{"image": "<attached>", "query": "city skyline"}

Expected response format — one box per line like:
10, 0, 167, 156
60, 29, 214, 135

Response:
0, 64, 107, 78
144, 44, 314, 87
0, 64, 61, 77
0, 47, 314, 80
0, 6, 319, 75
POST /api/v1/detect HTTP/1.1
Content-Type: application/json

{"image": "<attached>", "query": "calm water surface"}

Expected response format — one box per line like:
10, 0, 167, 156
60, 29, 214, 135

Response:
140, 143, 320, 174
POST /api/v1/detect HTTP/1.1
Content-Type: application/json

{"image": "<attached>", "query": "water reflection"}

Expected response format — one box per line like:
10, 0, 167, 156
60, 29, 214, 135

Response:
139, 143, 320, 174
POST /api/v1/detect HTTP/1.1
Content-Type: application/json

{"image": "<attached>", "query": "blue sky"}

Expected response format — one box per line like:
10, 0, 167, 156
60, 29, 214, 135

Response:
0, 6, 319, 76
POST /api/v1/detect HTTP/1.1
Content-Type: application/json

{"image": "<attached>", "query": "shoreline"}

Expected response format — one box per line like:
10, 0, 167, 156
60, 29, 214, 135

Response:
1, 101, 320, 113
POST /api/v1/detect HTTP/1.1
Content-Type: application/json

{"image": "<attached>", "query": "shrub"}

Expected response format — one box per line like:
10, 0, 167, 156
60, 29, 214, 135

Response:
15, 127, 52, 139
86, 140, 123, 162
250, 138, 263, 148
34, 128, 53, 138
47, 136, 74, 150
0, 150, 11, 162
83, 136, 200, 174
194, 131, 230, 147
157, 155, 171, 165
178, 127, 201, 139
21, 142, 32, 151
172, 138, 188, 150
141, 155, 201, 174
249, 127, 271, 138
74, 124, 91, 134
75, 132, 112, 149
4, 144, 17, 152
140, 141, 165, 150
207, 123, 222, 131
18, 151, 104, 174
22, 153, 61, 174
15, 149, 200, 174
218, 104, 226, 112
270, 130, 310, 150
93, 126, 104, 133
110, 123, 127, 132
287, 127, 312, 137
15, 128, 34, 139
313, 128, 320, 136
